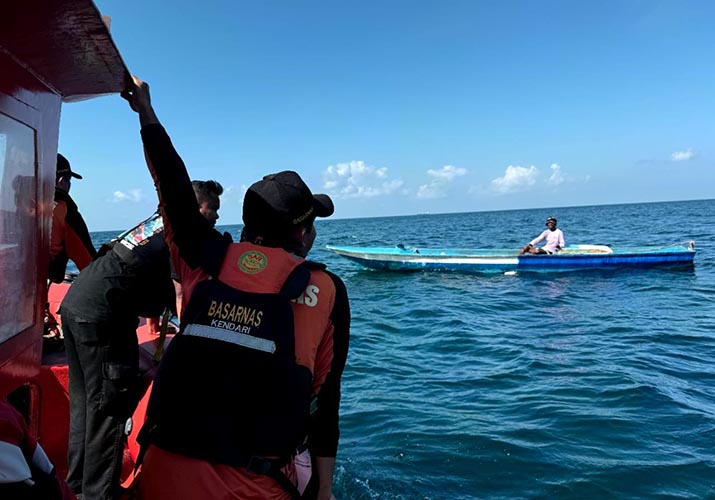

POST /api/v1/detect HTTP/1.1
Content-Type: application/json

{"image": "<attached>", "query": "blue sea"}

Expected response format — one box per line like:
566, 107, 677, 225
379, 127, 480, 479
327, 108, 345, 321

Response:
90, 199, 715, 500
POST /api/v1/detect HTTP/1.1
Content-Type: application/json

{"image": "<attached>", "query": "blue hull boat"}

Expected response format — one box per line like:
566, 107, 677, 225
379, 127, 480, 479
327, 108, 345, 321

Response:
326, 242, 696, 274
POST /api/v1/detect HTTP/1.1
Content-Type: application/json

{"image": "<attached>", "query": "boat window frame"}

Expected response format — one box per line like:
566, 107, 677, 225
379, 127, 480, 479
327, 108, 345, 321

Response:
0, 110, 40, 344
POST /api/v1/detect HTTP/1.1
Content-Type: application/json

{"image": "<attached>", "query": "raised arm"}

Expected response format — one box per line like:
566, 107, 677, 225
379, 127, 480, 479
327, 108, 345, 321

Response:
122, 77, 229, 275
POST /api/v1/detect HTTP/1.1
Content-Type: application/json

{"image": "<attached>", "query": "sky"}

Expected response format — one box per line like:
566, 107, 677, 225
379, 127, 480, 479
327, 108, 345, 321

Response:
58, 0, 715, 231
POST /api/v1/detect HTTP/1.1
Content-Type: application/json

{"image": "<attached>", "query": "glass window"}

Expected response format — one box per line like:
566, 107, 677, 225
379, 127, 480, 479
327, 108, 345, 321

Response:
0, 112, 37, 343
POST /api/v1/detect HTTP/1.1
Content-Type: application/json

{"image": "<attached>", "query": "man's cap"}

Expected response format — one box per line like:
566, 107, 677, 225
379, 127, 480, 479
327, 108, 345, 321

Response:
56, 154, 82, 180
243, 170, 334, 238
546, 216, 557, 224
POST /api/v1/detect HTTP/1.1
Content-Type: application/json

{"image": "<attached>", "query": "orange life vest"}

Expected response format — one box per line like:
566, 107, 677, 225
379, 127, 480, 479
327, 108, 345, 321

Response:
139, 242, 335, 498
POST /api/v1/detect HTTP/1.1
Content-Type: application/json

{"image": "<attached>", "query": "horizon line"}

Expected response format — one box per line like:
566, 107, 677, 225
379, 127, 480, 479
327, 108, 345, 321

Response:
90, 196, 714, 234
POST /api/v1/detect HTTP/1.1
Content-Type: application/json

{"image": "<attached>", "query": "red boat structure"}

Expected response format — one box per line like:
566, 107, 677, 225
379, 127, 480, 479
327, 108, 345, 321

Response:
1, 0, 165, 492
1, 3, 314, 494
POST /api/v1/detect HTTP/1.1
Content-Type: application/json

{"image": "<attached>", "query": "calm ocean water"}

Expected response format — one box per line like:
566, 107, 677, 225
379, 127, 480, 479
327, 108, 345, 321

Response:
90, 199, 715, 500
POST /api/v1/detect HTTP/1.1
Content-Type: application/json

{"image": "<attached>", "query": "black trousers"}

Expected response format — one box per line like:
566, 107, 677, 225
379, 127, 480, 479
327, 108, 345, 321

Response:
62, 309, 141, 500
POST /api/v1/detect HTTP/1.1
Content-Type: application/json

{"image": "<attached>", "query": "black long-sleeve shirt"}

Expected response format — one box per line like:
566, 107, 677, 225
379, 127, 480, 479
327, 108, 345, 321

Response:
140, 124, 350, 457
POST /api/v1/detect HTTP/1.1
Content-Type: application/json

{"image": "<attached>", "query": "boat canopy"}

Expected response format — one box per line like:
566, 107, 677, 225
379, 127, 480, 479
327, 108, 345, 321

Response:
0, 0, 130, 102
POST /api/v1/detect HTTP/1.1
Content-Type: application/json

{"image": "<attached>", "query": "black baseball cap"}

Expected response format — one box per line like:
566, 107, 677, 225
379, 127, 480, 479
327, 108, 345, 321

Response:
545, 216, 557, 224
56, 154, 83, 180
243, 170, 334, 238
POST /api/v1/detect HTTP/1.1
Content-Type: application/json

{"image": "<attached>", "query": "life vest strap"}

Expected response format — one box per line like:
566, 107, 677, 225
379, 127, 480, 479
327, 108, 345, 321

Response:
243, 455, 301, 500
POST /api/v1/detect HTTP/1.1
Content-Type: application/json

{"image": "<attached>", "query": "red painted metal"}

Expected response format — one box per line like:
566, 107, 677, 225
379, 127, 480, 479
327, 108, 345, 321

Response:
0, 0, 131, 101
1, 5, 313, 493
0, 2, 139, 494
0, 0, 129, 398
0, 49, 61, 398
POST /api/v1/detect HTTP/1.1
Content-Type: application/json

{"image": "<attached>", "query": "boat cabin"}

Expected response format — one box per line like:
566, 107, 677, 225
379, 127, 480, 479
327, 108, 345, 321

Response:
1, 0, 129, 470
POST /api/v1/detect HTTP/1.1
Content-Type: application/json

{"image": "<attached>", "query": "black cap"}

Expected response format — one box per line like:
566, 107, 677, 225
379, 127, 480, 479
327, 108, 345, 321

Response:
243, 171, 334, 238
56, 154, 82, 180
546, 216, 557, 224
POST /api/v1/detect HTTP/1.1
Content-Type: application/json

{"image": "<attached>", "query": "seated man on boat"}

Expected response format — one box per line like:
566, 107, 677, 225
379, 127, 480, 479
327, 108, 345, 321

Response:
519, 216, 565, 255
123, 76, 350, 500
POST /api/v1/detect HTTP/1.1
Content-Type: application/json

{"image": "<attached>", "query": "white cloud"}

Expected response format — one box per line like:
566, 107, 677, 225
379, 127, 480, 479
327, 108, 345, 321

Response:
490, 165, 538, 194
670, 148, 696, 162
221, 184, 248, 202
548, 163, 565, 186
110, 189, 143, 203
417, 165, 468, 199
323, 161, 404, 198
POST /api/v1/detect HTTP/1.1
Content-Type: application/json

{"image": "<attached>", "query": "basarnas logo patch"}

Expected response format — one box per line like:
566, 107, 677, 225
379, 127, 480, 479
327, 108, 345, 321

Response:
238, 250, 267, 274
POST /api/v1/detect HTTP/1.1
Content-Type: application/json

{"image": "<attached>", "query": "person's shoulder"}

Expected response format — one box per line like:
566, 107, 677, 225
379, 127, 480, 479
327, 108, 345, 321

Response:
85, 249, 124, 274
322, 268, 345, 284
304, 263, 347, 298
306, 261, 341, 283
324, 269, 349, 302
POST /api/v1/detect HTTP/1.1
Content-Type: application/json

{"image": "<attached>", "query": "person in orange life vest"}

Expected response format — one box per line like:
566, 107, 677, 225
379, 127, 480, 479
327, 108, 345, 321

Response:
49, 154, 96, 283
0, 401, 77, 500
123, 76, 350, 500
145, 179, 223, 332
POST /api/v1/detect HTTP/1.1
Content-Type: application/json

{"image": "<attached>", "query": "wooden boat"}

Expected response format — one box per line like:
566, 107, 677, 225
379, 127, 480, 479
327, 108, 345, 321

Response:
326, 242, 696, 273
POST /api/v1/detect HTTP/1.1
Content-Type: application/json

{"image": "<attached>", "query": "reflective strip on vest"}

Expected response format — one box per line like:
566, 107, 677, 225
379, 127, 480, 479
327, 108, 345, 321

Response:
183, 323, 276, 353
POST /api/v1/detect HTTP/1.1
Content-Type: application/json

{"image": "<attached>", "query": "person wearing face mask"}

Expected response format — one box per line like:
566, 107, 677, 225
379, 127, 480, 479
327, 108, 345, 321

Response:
519, 216, 565, 255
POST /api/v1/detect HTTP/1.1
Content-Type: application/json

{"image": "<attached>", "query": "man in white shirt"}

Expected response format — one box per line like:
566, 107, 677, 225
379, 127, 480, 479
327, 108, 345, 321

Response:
519, 217, 565, 254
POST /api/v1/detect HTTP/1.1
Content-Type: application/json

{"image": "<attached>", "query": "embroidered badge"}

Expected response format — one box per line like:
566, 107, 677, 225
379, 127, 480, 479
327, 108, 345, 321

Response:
238, 250, 267, 274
